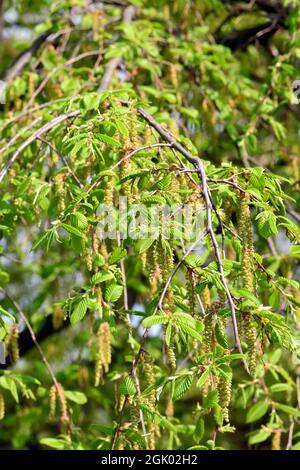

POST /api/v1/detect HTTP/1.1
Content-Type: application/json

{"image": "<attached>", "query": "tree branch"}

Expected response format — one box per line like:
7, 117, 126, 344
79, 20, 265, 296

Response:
136, 107, 246, 364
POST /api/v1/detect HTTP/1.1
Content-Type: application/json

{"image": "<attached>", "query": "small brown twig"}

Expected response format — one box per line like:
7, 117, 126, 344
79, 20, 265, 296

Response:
37, 136, 83, 188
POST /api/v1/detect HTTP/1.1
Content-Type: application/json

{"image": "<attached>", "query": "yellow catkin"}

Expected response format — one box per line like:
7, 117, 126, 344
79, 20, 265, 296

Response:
119, 157, 133, 204
163, 290, 176, 370
238, 191, 257, 375
56, 383, 69, 424
49, 385, 57, 420
166, 394, 174, 417
146, 241, 162, 292
144, 126, 152, 146
117, 434, 126, 450
129, 403, 141, 450
169, 175, 181, 202
85, 248, 93, 271
201, 286, 211, 312
118, 394, 126, 413
92, 230, 99, 254
0, 394, 5, 421
167, 336, 176, 371
10, 324, 19, 363
54, 173, 66, 212
104, 175, 114, 206
129, 107, 139, 148
272, 430, 281, 450
160, 244, 174, 284
100, 240, 108, 259
95, 322, 112, 386
217, 350, 232, 423
186, 269, 196, 316
202, 311, 215, 354
140, 351, 157, 450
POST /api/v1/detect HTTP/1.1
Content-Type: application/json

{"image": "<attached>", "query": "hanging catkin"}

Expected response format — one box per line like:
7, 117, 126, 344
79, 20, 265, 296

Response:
186, 269, 196, 317
12, 325, 19, 362
140, 351, 157, 450
95, 322, 112, 386
0, 394, 5, 421
238, 191, 257, 375
272, 430, 282, 450
217, 350, 232, 422
49, 384, 57, 419
53, 173, 66, 212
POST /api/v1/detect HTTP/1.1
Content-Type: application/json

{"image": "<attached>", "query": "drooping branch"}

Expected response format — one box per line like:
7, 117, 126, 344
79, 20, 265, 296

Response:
136, 107, 245, 361
0, 110, 80, 183
3, 30, 52, 82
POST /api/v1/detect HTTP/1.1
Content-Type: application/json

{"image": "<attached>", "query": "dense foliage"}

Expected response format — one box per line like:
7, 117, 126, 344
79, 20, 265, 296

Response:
0, 0, 300, 450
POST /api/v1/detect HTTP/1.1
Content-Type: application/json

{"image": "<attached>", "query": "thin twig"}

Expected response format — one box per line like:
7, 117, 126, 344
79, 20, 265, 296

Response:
37, 136, 83, 188
0, 110, 80, 183
27, 50, 102, 107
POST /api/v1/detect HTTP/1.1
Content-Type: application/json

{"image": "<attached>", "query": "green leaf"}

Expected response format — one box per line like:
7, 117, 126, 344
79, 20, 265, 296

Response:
70, 297, 88, 325
203, 390, 218, 410
196, 368, 210, 389
97, 133, 120, 147
194, 417, 205, 443
61, 223, 86, 239
105, 284, 123, 303
109, 247, 127, 264
246, 400, 269, 423
177, 322, 202, 342
256, 211, 278, 238
249, 429, 271, 445
142, 314, 168, 328
90, 271, 114, 285
40, 438, 67, 450
274, 402, 300, 418
64, 390, 87, 405
119, 376, 136, 396
173, 375, 193, 401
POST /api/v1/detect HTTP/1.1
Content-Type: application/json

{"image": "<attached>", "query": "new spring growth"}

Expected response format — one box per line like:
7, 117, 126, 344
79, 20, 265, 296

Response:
95, 322, 112, 386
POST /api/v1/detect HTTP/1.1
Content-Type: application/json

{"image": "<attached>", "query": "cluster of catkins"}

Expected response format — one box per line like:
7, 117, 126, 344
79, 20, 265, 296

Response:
48, 383, 69, 424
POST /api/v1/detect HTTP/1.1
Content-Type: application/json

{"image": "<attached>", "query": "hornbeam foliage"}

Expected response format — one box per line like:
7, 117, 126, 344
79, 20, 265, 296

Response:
0, 0, 300, 451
